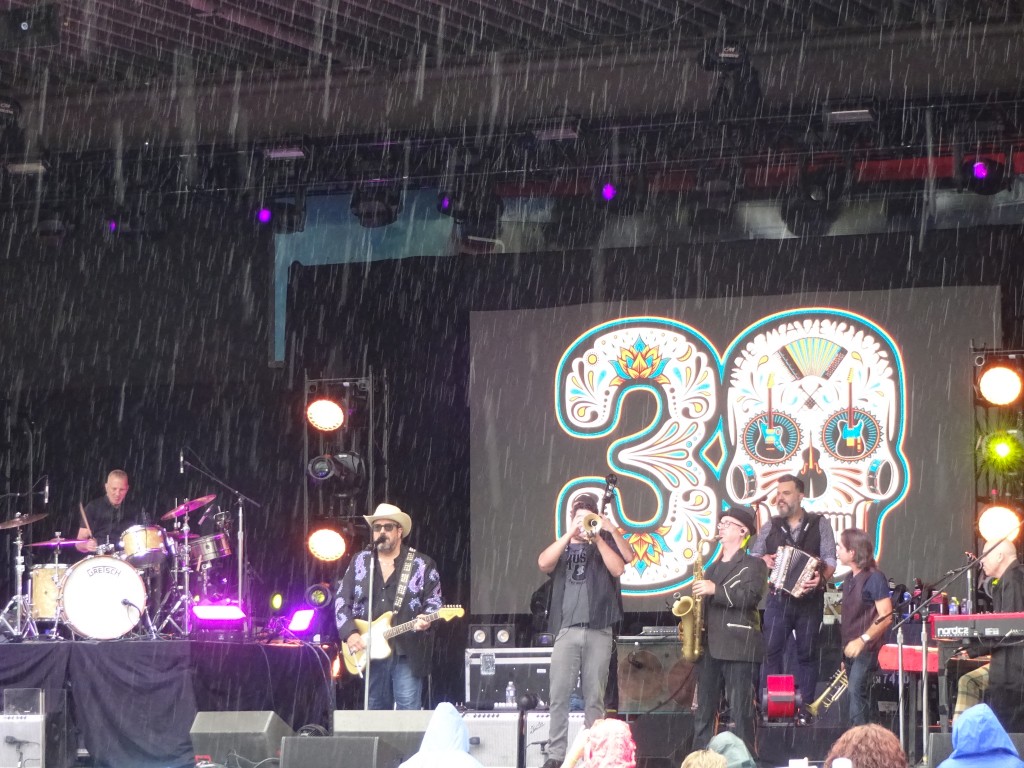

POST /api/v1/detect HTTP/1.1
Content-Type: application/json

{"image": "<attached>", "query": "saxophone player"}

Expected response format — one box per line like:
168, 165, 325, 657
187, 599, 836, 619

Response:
692, 505, 767, 758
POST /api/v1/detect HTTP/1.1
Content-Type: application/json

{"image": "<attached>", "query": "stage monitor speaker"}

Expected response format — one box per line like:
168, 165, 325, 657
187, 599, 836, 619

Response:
333, 710, 433, 759
190, 710, 294, 765
929, 730, 1024, 764
280, 735, 403, 768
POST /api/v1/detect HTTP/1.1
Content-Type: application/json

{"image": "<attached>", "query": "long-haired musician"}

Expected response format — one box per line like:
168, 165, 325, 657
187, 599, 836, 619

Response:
749, 474, 837, 718
691, 505, 767, 758
836, 527, 892, 726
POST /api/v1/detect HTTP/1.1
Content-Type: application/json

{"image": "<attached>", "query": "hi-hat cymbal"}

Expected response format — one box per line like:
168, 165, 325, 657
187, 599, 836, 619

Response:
28, 537, 89, 547
0, 512, 47, 531
168, 530, 200, 540
160, 494, 216, 521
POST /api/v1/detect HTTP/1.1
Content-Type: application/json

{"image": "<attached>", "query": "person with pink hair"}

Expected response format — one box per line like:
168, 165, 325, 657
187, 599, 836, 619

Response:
560, 717, 636, 768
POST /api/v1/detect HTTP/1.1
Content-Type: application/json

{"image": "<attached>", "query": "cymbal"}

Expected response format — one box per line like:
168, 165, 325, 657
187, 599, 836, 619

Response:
160, 494, 216, 521
28, 538, 90, 547
168, 531, 200, 540
0, 512, 47, 531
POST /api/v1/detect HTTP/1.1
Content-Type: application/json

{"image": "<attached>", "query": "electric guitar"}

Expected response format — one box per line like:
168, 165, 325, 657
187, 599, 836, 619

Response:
756, 374, 783, 451
838, 373, 864, 452
341, 605, 465, 675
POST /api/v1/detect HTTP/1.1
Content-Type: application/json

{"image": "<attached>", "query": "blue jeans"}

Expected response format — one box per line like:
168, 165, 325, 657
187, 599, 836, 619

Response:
367, 655, 423, 710
845, 651, 877, 726
761, 592, 823, 706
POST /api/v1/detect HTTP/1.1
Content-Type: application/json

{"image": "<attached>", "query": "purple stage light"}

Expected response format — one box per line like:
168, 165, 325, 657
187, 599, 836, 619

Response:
972, 161, 990, 180
601, 183, 617, 201
192, 603, 247, 621
440, 196, 450, 211
257, 207, 273, 224
287, 608, 316, 632
107, 219, 118, 233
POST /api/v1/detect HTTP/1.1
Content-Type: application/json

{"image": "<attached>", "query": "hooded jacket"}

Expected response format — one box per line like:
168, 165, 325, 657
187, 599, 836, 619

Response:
399, 702, 484, 768
708, 731, 757, 768
937, 704, 1024, 768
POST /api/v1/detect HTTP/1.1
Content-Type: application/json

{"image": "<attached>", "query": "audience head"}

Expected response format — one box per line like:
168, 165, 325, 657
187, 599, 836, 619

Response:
680, 751, 727, 768
824, 724, 907, 768
583, 718, 636, 768
706, 732, 756, 768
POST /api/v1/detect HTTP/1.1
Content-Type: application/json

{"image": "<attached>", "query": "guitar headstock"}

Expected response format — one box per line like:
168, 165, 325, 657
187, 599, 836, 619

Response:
436, 605, 465, 621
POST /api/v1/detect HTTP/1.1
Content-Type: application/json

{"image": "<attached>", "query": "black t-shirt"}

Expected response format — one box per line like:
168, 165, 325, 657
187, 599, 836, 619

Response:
83, 496, 145, 546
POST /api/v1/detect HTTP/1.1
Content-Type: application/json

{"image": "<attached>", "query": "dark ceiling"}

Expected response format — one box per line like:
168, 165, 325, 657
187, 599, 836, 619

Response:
1, 1, 1023, 153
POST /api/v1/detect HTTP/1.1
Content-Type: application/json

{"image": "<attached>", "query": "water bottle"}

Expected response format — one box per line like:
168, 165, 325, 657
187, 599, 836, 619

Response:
505, 681, 516, 705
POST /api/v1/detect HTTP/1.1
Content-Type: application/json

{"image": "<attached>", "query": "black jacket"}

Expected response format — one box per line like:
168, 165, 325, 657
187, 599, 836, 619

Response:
702, 551, 768, 663
983, 560, 1024, 690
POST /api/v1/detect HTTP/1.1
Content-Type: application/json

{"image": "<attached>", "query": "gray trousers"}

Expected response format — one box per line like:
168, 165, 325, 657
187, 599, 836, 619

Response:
547, 626, 614, 761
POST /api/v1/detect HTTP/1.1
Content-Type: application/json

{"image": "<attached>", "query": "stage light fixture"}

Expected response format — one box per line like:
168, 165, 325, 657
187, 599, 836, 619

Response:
306, 398, 345, 431
351, 181, 403, 227
979, 502, 1022, 542
305, 452, 366, 496
304, 582, 334, 608
977, 361, 1024, 406
962, 157, 1006, 196
270, 592, 284, 612
593, 172, 646, 215
980, 430, 1024, 476
287, 608, 316, 633
307, 527, 347, 562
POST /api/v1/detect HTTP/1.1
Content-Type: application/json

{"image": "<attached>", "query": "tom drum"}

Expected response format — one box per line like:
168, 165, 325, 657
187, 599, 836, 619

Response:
120, 524, 170, 569
59, 556, 147, 639
29, 564, 67, 621
188, 533, 232, 568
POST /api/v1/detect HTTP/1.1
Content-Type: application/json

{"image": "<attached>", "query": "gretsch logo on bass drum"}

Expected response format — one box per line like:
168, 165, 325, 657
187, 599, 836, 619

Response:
87, 565, 121, 577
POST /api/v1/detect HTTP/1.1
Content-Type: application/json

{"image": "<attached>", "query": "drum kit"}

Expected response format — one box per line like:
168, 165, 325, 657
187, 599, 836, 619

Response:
0, 494, 237, 641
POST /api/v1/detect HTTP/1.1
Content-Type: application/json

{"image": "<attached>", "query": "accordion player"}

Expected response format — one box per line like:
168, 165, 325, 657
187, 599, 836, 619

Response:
768, 545, 821, 598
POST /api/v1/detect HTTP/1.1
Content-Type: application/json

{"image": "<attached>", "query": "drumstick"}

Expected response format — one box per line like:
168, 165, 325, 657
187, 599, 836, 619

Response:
79, 502, 93, 537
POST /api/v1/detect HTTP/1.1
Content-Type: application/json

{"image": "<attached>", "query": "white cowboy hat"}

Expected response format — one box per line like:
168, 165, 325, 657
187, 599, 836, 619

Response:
364, 503, 412, 538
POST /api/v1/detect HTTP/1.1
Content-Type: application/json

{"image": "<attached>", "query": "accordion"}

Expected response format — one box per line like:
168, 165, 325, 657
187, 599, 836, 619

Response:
768, 546, 821, 598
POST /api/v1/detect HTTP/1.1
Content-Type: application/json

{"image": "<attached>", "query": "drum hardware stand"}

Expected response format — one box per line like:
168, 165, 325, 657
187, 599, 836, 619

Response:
0, 520, 39, 640
180, 454, 260, 637
41, 533, 70, 641
158, 508, 194, 636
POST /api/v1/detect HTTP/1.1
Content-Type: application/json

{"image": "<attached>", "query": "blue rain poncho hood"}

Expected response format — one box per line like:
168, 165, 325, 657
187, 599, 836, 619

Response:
938, 704, 1024, 768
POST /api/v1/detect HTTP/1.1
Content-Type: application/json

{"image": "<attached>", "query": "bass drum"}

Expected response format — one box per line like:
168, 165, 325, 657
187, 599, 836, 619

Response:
59, 556, 147, 640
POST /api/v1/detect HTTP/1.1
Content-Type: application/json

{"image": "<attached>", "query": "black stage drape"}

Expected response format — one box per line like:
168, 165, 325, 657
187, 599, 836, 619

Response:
0, 639, 332, 768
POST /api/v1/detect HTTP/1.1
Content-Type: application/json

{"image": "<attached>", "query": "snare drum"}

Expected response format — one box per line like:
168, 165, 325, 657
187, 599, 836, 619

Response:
29, 564, 67, 621
188, 533, 232, 568
59, 556, 146, 640
120, 524, 170, 569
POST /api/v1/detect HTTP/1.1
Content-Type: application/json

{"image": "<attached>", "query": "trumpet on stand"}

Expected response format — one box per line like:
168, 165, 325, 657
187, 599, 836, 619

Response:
806, 667, 849, 718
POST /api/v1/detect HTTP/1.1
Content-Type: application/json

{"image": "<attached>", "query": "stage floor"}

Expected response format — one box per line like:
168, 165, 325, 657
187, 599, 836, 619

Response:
0, 638, 333, 768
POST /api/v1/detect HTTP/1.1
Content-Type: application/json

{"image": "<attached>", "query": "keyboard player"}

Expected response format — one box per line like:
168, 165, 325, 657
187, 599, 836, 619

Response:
966, 538, 1024, 731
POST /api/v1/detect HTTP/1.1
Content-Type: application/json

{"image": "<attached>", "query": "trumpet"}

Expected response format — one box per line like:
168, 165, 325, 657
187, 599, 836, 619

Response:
579, 512, 603, 539
806, 667, 848, 718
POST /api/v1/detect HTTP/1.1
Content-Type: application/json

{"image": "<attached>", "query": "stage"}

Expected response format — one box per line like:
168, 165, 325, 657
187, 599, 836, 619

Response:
0, 638, 333, 768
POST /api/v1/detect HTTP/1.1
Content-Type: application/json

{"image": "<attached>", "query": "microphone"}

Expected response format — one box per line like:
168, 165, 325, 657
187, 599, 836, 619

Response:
4, 735, 29, 746
43, 477, 48, 505
179, 449, 184, 475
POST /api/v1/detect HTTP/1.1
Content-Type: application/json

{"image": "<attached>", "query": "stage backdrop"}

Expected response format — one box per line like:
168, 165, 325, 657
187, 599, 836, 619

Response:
470, 286, 998, 614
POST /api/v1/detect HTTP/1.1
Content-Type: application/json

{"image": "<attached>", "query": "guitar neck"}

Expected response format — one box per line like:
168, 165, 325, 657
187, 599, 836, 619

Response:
384, 611, 441, 640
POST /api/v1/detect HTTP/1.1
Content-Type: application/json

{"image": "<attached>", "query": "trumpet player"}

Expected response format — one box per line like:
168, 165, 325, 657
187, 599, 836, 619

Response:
692, 505, 767, 759
537, 493, 631, 768
836, 528, 892, 727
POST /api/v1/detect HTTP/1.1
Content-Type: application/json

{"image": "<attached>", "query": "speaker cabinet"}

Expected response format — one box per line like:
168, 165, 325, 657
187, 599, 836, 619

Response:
332, 710, 434, 759
280, 735, 403, 768
470, 624, 516, 648
0, 715, 46, 768
463, 711, 585, 767
190, 711, 294, 765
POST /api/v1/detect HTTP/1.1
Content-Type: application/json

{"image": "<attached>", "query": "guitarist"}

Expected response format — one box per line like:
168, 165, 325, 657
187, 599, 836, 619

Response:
335, 503, 443, 710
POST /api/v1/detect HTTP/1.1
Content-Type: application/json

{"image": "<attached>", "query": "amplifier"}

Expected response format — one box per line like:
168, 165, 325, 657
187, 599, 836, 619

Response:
463, 711, 584, 768
0, 714, 46, 768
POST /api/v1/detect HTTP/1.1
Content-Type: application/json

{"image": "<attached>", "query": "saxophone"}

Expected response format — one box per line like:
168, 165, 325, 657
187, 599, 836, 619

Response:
671, 540, 707, 663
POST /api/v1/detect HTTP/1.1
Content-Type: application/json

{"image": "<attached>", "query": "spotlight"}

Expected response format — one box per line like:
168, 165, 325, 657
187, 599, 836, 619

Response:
307, 527, 347, 562
306, 452, 366, 496
192, 598, 248, 639
288, 608, 317, 633
270, 592, 284, 612
255, 201, 305, 233
306, 398, 345, 431
304, 583, 334, 608
979, 502, 1022, 542
977, 359, 1024, 406
351, 181, 402, 227
962, 157, 1006, 196
980, 430, 1024, 475
593, 172, 646, 215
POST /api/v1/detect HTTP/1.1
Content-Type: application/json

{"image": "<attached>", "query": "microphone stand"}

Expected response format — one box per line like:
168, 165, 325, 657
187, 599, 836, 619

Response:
885, 538, 1000, 763
363, 531, 379, 711
180, 455, 260, 637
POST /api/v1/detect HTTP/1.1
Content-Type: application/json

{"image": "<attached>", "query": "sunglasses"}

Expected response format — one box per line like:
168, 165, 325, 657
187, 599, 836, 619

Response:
372, 522, 399, 533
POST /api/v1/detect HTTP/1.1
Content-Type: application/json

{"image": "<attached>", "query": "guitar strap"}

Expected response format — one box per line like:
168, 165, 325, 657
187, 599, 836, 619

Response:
392, 548, 417, 613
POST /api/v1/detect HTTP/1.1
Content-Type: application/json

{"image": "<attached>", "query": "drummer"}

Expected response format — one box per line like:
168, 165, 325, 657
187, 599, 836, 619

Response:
75, 469, 144, 554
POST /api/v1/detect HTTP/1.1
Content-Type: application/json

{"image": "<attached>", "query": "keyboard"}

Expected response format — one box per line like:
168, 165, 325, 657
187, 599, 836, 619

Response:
929, 611, 1024, 640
